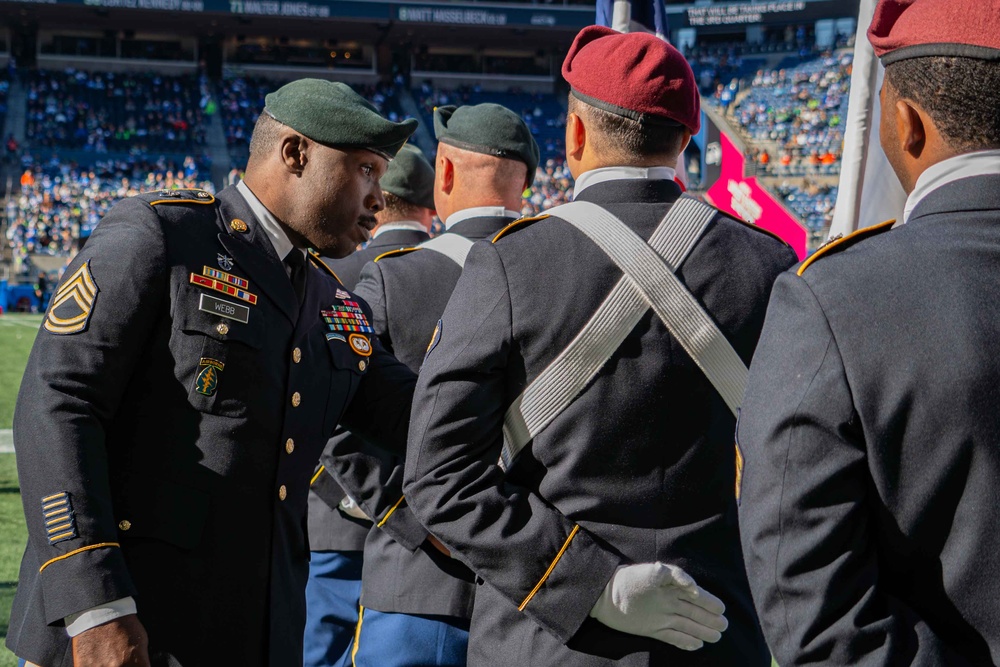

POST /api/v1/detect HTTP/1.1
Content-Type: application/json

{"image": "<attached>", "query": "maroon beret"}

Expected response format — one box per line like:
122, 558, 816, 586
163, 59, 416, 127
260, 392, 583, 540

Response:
562, 25, 700, 133
868, 0, 1000, 65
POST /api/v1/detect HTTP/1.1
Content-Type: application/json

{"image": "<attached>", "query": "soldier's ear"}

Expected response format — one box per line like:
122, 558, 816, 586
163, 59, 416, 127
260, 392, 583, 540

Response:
894, 99, 925, 159
565, 112, 586, 161
439, 155, 455, 194
279, 133, 307, 175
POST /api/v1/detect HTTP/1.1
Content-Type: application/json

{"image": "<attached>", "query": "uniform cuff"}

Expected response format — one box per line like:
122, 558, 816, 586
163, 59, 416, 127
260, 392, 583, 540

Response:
516, 525, 621, 643
39, 541, 136, 624
376, 502, 428, 552
64, 596, 137, 637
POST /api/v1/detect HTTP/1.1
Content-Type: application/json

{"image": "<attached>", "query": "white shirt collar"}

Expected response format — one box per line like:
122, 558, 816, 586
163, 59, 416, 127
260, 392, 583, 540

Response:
373, 220, 428, 238
236, 180, 304, 261
903, 150, 1000, 224
573, 166, 677, 198
445, 206, 521, 229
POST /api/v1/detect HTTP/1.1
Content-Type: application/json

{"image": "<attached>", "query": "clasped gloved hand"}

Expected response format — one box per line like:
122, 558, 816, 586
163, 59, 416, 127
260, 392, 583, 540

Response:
589, 562, 728, 651
338, 494, 371, 521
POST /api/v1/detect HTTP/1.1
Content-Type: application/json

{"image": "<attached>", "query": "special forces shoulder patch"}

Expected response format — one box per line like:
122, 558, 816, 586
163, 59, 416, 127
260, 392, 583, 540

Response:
195, 358, 224, 397
44, 261, 99, 335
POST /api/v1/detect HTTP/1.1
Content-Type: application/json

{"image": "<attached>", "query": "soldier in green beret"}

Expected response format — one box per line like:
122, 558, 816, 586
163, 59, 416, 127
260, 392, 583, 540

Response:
7, 78, 420, 667
317, 102, 538, 667
303, 142, 437, 667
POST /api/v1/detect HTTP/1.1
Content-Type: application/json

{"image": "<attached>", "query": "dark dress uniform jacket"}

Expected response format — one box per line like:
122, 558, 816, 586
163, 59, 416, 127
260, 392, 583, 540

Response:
738, 174, 1000, 666
6, 186, 415, 667
323, 215, 512, 619
308, 227, 429, 553
403, 179, 797, 666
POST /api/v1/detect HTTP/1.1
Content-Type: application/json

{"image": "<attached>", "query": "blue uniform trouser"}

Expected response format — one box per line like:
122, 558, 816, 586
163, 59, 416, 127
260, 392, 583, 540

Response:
304, 550, 364, 667
353, 607, 470, 667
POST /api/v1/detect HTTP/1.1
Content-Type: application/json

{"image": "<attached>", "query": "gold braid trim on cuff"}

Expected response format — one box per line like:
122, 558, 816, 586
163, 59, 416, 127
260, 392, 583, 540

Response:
518, 525, 581, 611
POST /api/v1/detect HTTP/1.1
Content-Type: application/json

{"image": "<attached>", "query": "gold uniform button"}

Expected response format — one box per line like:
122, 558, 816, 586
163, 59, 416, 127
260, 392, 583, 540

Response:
279, 485, 287, 501
230, 218, 248, 233
358, 360, 367, 371
293, 348, 302, 363
291, 392, 301, 407
285, 438, 295, 454
118, 520, 131, 531
216, 322, 229, 335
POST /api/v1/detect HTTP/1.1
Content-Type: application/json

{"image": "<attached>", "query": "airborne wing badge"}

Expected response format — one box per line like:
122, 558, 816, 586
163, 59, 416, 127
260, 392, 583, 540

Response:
44, 261, 100, 335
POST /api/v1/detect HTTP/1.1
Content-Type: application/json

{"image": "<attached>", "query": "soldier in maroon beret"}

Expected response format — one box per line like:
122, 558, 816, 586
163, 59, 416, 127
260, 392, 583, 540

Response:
402, 24, 796, 666
738, 0, 1000, 664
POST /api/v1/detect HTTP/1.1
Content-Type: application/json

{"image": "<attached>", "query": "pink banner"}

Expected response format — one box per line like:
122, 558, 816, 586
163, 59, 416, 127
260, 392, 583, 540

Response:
705, 133, 808, 259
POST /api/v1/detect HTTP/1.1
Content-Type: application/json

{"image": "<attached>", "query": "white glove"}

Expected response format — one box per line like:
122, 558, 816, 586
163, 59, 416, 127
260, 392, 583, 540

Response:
589, 562, 728, 651
338, 495, 370, 521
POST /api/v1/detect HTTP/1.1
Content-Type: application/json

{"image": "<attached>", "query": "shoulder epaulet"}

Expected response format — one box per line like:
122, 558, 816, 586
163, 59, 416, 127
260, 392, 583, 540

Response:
492, 214, 550, 243
307, 249, 343, 284
373, 247, 421, 263
731, 217, 791, 247
140, 188, 216, 206
797, 219, 896, 276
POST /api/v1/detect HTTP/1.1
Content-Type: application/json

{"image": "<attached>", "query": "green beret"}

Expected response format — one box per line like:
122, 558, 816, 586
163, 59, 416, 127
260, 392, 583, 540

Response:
434, 104, 539, 180
381, 144, 436, 210
265, 79, 417, 160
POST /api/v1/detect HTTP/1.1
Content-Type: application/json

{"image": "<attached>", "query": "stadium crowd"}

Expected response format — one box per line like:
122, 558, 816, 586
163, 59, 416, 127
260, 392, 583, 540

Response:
25, 69, 210, 153
775, 179, 838, 233
5, 155, 213, 284
714, 52, 852, 176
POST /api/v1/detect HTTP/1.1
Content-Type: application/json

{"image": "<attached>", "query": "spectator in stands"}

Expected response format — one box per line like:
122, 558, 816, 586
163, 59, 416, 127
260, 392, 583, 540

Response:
6, 155, 213, 276
25, 69, 206, 153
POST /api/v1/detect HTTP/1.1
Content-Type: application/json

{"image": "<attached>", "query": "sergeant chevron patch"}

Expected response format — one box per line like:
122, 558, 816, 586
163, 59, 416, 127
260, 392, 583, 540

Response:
41, 491, 78, 545
44, 261, 99, 335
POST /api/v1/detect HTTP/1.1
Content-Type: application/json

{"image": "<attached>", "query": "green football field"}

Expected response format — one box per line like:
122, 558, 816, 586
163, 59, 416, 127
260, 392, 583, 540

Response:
0, 313, 40, 666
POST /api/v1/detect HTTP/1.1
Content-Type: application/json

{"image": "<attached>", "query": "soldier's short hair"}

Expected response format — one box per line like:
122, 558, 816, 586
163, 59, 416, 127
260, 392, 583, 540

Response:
886, 57, 1000, 152
569, 94, 687, 162
248, 112, 284, 159
381, 192, 428, 220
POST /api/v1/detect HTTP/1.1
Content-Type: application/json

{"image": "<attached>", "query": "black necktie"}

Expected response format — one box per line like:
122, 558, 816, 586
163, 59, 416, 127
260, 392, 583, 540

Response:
285, 250, 307, 304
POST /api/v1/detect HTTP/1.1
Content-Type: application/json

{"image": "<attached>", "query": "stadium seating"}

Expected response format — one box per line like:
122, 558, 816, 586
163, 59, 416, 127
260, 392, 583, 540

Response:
25, 69, 208, 153
775, 180, 838, 233
523, 158, 574, 217
6, 154, 213, 279
711, 52, 852, 177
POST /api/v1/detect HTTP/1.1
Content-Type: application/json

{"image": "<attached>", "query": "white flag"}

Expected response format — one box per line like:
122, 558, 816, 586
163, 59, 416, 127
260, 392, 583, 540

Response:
829, 0, 907, 238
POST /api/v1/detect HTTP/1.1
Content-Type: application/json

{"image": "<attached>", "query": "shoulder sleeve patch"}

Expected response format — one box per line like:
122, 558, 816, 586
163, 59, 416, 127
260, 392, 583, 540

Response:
142, 188, 216, 206
373, 247, 421, 263
307, 249, 342, 284
797, 219, 896, 276
492, 214, 550, 243
44, 260, 99, 335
